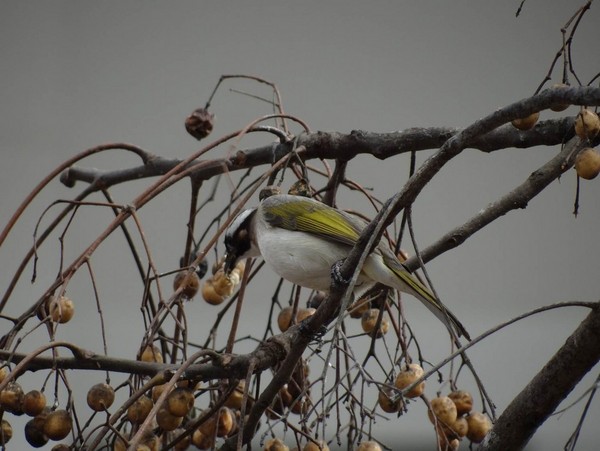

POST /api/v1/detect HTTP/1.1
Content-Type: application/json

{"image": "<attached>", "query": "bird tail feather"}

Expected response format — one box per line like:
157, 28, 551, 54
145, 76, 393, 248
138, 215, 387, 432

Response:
392, 268, 470, 340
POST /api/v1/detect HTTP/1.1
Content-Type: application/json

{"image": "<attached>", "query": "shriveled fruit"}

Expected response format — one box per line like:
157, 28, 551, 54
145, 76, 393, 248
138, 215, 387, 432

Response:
297, 307, 316, 322
575, 147, 600, 180
51, 445, 70, 451
224, 380, 249, 410
264, 437, 289, 451
466, 411, 492, 443
0, 381, 24, 414
87, 383, 115, 411
173, 271, 201, 298
289, 394, 310, 415
185, 107, 215, 140
550, 83, 570, 112
49, 296, 75, 323
229, 409, 241, 436
152, 383, 171, 402
230, 261, 246, 282
428, 396, 458, 427
196, 408, 234, 438
303, 440, 329, 451
449, 416, 469, 438
43, 409, 72, 440
167, 387, 194, 417
25, 418, 49, 447
448, 389, 473, 416
0, 366, 8, 383
171, 428, 192, 450
22, 389, 47, 416
201, 279, 225, 305
140, 344, 163, 363
308, 291, 326, 309
114, 433, 158, 451
127, 395, 153, 424
575, 109, 600, 139
394, 363, 425, 398
0, 419, 12, 444
278, 307, 294, 332
348, 297, 370, 318
113, 435, 127, 451
279, 384, 294, 407
356, 440, 382, 451
511, 112, 539, 130
361, 309, 389, 337
156, 406, 183, 431
177, 379, 201, 390
377, 387, 400, 413
198, 411, 217, 437
192, 428, 214, 450
216, 407, 234, 437
212, 270, 237, 297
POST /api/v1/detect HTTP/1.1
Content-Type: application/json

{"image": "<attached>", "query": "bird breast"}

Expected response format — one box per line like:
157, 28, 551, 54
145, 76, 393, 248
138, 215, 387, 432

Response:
255, 223, 358, 292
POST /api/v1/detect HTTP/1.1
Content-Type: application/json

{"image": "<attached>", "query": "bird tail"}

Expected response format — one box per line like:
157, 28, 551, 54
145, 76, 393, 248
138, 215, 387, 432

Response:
390, 266, 470, 340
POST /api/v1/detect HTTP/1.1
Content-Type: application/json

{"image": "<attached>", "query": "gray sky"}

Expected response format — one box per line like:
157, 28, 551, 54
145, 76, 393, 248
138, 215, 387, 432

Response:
1, 1, 599, 450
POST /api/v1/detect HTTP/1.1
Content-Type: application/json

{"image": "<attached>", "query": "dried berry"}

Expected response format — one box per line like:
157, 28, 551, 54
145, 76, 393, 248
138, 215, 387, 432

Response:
185, 108, 215, 140
511, 112, 540, 130
394, 363, 425, 398
86, 383, 115, 412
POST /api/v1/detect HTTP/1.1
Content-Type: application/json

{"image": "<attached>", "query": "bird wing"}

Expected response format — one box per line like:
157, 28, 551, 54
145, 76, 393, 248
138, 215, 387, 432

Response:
262, 195, 470, 339
260, 195, 363, 247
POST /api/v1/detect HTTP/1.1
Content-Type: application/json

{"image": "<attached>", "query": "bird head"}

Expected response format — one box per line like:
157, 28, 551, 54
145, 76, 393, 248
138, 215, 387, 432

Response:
223, 208, 259, 275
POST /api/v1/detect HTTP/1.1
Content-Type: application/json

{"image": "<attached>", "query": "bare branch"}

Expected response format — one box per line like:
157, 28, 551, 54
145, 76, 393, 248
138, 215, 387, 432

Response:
480, 302, 600, 450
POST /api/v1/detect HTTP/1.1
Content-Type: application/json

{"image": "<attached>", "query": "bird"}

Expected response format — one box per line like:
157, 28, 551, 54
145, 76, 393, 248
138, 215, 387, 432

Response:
223, 194, 468, 339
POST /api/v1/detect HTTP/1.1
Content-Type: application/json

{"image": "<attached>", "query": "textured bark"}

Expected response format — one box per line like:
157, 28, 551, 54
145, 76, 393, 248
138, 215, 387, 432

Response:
480, 303, 600, 450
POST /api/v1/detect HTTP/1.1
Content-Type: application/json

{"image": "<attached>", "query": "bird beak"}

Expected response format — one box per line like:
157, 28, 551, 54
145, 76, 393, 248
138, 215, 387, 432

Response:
223, 252, 238, 276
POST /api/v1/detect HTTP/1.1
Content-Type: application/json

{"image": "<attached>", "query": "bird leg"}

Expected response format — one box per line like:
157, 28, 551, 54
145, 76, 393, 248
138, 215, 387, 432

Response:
331, 259, 352, 286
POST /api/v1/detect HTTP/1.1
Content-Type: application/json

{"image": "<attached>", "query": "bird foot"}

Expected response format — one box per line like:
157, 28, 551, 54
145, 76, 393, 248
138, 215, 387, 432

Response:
331, 259, 352, 285
298, 321, 327, 343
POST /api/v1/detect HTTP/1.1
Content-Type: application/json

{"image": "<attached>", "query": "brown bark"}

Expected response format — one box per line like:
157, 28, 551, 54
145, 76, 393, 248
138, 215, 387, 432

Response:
480, 302, 600, 450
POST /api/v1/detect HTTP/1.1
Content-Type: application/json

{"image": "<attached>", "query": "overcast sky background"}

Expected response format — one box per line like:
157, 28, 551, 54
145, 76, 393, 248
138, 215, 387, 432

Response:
1, 2, 599, 450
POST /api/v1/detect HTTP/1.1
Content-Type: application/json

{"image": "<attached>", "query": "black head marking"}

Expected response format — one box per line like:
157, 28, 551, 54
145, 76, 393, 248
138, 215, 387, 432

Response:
224, 208, 257, 273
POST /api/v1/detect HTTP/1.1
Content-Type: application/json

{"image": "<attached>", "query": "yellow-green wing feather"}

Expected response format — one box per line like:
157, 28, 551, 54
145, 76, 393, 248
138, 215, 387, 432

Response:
389, 263, 438, 305
261, 195, 361, 246
385, 253, 469, 339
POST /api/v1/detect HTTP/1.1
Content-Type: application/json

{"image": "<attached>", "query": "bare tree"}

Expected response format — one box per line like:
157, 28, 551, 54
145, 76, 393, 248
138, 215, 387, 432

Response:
1, 3, 599, 450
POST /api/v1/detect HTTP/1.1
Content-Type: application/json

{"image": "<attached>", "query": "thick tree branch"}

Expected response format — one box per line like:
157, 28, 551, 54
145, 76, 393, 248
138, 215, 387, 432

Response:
59, 85, 600, 192
0, 324, 297, 383
479, 302, 600, 451
60, 118, 584, 191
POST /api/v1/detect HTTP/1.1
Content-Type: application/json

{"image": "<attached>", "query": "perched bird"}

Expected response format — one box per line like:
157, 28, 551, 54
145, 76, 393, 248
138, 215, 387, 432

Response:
223, 194, 468, 338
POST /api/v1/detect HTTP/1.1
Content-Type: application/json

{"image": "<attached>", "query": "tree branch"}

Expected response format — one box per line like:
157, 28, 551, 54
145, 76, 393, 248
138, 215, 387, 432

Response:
59, 117, 587, 192
479, 301, 600, 451
59, 86, 600, 193
404, 134, 584, 271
